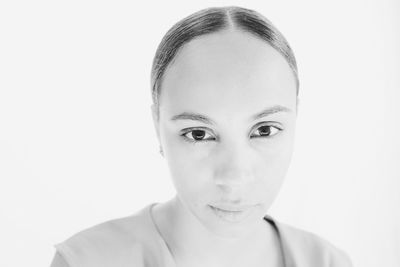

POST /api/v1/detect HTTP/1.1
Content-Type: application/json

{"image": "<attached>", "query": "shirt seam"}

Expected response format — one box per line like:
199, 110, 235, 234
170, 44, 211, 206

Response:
54, 242, 80, 267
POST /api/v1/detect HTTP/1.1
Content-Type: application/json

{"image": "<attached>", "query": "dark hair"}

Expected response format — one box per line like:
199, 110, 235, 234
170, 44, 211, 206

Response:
150, 6, 299, 120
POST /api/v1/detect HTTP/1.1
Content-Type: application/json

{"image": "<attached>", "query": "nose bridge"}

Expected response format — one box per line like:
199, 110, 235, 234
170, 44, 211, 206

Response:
213, 139, 254, 188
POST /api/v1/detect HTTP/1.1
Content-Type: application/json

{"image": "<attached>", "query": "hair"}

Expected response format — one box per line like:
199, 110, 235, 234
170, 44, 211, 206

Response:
150, 6, 299, 121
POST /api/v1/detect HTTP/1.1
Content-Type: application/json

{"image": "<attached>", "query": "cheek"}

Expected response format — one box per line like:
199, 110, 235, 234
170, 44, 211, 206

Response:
253, 134, 295, 200
260, 141, 294, 175
163, 135, 212, 203
259, 126, 295, 168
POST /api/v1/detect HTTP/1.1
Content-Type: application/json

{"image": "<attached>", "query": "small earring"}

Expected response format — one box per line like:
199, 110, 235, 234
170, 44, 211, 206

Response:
159, 146, 164, 156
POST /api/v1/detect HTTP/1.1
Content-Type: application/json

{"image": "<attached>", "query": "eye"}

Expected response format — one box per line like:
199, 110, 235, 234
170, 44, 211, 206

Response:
180, 124, 282, 144
181, 128, 216, 144
251, 124, 282, 138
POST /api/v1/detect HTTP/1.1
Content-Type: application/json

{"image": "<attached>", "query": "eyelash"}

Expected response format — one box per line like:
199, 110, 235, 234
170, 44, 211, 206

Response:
180, 123, 283, 144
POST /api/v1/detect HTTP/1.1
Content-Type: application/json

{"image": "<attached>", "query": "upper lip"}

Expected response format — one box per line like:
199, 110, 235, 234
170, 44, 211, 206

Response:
210, 203, 256, 212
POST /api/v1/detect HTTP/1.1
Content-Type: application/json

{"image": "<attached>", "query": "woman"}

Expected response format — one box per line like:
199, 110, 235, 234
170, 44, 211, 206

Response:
51, 6, 352, 267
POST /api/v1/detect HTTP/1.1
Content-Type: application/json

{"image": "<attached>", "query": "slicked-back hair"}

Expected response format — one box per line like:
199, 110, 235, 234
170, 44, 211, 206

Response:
150, 6, 299, 121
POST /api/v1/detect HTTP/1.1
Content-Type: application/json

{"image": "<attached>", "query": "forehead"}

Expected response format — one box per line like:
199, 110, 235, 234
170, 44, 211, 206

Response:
160, 30, 297, 121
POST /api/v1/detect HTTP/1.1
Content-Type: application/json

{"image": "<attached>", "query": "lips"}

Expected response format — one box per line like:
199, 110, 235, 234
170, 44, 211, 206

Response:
208, 204, 256, 222
209, 203, 256, 212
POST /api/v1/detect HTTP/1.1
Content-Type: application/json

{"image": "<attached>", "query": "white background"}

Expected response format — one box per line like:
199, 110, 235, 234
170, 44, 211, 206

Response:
0, 0, 399, 266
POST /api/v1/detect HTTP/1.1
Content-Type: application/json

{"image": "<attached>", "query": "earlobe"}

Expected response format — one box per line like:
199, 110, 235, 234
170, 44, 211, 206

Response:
151, 104, 161, 144
151, 104, 157, 122
296, 97, 300, 115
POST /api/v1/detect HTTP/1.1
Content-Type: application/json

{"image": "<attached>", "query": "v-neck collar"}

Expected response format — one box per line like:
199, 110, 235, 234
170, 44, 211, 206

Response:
264, 214, 296, 267
145, 203, 177, 266
146, 202, 295, 267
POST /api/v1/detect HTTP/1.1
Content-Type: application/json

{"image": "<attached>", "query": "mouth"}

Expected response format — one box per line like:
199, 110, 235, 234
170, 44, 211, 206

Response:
208, 204, 256, 223
211, 204, 255, 212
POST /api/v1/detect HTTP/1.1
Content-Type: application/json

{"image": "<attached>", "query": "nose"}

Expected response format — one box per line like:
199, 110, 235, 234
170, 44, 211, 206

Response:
213, 141, 255, 191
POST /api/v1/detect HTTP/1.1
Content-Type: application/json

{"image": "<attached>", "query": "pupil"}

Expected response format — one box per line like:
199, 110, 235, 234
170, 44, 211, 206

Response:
192, 130, 205, 140
259, 126, 271, 136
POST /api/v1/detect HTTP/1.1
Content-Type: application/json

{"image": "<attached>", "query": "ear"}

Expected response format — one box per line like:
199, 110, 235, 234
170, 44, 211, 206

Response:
151, 104, 161, 144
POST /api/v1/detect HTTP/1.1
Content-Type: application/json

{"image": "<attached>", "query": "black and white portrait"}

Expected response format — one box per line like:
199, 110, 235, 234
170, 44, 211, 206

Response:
0, 1, 398, 267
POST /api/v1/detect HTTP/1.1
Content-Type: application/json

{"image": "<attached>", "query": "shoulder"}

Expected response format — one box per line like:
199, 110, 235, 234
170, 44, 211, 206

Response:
269, 218, 353, 267
54, 204, 159, 267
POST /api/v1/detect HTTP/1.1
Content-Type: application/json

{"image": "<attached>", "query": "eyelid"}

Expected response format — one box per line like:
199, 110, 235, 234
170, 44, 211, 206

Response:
180, 127, 216, 136
181, 122, 282, 134
251, 121, 283, 131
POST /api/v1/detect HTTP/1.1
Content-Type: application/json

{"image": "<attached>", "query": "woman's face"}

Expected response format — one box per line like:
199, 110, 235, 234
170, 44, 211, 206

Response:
152, 30, 297, 237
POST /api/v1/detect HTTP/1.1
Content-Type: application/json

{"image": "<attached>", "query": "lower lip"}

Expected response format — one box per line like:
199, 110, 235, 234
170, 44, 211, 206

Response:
209, 205, 255, 223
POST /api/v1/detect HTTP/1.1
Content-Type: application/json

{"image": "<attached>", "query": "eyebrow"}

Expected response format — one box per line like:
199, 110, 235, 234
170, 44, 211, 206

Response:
170, 105, 292, 125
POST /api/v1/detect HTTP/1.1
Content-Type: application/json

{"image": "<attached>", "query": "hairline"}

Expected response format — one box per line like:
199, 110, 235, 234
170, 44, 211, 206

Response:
151, 6, 299, 121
